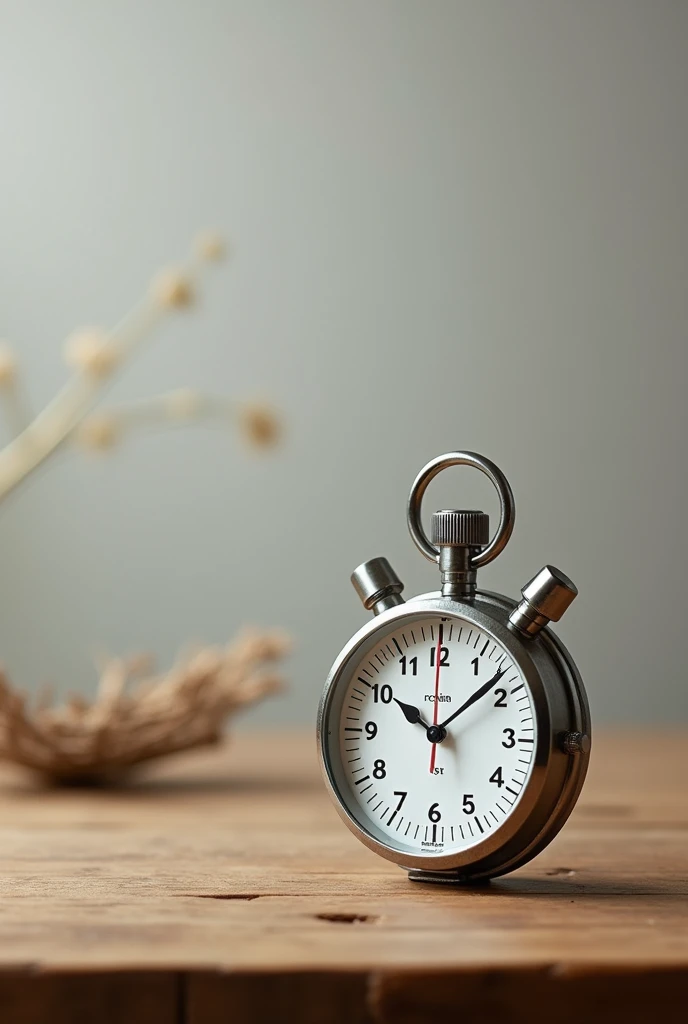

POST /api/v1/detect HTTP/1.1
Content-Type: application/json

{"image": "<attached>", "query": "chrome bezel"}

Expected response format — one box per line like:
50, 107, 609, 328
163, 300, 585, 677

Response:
317, 590, 590, 880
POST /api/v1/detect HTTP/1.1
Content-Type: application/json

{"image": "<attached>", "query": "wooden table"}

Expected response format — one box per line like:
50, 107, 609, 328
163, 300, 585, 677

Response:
0, 730, 686, 1023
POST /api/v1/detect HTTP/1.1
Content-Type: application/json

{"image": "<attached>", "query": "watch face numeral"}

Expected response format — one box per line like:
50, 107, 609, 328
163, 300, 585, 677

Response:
502, 728, 515, 748
372, 683, 393, 703
428, 802, 441, 822
334, 614, 536, 857
399, 655, 418, 676
430, 646, 450, 668
388, 791, 407, 827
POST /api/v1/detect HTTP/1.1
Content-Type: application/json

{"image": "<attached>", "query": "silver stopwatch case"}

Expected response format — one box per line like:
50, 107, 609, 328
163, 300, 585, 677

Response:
317, 452, 591, 884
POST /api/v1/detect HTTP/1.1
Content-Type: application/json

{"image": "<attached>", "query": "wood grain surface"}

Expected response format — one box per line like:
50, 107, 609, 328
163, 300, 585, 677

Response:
0, 729, 686, 1022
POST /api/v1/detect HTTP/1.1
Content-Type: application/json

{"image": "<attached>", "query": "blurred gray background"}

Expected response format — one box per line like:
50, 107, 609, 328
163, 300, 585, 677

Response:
0, 0, 686, 725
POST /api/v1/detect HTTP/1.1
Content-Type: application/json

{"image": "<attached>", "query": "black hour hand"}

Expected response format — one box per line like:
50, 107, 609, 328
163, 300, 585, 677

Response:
394, 698, 428, 728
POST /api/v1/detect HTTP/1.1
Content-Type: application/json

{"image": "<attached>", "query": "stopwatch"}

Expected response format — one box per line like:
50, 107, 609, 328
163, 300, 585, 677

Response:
317, 452, 590, 883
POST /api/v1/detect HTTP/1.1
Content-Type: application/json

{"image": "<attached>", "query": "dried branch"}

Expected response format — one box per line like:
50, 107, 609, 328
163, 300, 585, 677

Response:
0, 629, 289, 783
74, 392, 280, 452
0, 231, 281, 501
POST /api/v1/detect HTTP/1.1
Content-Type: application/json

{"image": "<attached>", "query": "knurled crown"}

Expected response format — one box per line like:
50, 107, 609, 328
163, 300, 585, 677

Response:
431, 509, 489, 548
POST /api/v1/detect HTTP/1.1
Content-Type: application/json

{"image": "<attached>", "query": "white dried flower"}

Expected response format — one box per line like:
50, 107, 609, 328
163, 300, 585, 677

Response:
0, 342, 17, 385
163, 388, 203, 421
76, 414, 119, 452
194, 231, 226, 262
150, 268, 194, 309
64, 329, 118, 378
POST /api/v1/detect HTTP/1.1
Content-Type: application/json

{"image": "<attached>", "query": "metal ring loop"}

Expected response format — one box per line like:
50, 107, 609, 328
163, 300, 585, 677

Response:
407, 451, 515, 567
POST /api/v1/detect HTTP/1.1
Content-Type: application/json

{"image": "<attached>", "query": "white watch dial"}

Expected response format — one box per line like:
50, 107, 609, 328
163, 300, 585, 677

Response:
329, 614, 536, 856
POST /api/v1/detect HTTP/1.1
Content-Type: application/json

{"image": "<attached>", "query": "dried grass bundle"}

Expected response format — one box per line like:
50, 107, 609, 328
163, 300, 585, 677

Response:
0, 630, 288, 784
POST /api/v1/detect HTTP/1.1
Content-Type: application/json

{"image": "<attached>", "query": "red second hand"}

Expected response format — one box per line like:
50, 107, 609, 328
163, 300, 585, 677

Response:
429, 624, 443, 774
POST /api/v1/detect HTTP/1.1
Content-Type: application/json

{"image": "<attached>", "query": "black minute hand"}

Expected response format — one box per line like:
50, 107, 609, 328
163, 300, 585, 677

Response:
439, 665, 507, 731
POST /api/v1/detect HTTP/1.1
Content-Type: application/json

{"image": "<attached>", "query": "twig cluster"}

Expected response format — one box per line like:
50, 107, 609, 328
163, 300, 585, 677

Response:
0, 629, 288, 783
